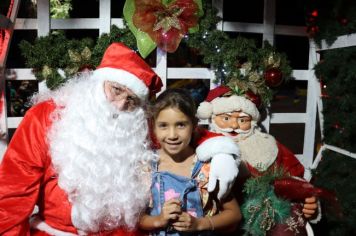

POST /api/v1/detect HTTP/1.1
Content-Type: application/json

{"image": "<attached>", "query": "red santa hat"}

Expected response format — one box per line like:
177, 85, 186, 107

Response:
93, 43, 163, 100
197, 85, 260, 121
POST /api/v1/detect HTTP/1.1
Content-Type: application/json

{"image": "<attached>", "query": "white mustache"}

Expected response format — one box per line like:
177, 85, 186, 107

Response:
218, 127, 251, 134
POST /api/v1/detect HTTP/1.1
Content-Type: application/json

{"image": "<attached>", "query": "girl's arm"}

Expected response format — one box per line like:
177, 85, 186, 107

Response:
139, 198, 182, 231
172, 195, 242, 232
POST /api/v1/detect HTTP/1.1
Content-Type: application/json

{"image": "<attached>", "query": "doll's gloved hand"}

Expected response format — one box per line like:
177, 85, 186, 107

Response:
208, 153, 240, 200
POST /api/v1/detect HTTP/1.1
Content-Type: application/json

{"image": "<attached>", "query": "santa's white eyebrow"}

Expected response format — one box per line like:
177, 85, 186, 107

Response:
225, 112, 250, 117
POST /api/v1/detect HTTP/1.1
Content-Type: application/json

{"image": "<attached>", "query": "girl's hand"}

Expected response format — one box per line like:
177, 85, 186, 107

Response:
303, 196, 318, 219
171, 212, 201, 232
159, 198, 182, 227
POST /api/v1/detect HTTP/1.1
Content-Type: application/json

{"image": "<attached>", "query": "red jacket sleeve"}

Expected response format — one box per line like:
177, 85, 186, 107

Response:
0, 101, 55, 235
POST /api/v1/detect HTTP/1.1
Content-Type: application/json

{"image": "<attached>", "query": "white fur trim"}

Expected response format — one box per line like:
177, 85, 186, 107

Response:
197, 95, 260, 121
196, 136, 240, 162
93, 67, 148, 100
309, 200, 322, 224
30, 217, 77, 236
196, 101, 213, 119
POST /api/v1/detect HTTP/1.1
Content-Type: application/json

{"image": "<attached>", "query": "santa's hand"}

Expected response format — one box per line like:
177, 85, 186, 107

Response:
303, 196, 318, 219
208, 153, 240, 200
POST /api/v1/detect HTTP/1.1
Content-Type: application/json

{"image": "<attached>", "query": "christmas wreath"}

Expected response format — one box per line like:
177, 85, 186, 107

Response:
242, 168, 291, 236
242, 166, 340, 236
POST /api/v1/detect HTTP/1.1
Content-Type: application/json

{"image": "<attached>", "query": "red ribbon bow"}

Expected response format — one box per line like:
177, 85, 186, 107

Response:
133, 0, 199, 53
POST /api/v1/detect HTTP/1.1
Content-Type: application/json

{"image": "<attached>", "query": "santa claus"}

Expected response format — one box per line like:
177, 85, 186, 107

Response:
197, 85, 320, 235
0, 44, 239, 235
197, 85, 305, 177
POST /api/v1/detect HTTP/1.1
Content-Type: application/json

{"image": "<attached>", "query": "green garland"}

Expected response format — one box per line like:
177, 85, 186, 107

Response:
19, 32, 95, 89
305, 2, 356, 235
241, 167, 291, 236
314, 46, 356, 153
185, 2, 291, 105
305, 0, 356, 46
19, 1, 292, 105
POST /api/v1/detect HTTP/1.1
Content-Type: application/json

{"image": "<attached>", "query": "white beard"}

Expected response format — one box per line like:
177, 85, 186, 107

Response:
38, 74, 155, 233
209, 120, 278, 171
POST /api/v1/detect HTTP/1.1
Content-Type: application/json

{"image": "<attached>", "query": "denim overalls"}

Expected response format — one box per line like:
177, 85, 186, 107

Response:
149, 159, 214, 236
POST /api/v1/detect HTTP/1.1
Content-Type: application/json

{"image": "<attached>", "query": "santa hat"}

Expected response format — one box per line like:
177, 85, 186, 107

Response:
197, 85, 260, 121
93, 43, 163, 100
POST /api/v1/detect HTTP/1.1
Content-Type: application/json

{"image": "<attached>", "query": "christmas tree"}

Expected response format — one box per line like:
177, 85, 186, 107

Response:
306, 0, 356, 235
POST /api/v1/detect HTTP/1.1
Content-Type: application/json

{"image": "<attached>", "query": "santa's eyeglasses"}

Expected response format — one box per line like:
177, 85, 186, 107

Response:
105, 81, 141, 111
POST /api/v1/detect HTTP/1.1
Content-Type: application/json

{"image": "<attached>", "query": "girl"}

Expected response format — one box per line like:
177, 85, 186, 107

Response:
139, 88, 241, 235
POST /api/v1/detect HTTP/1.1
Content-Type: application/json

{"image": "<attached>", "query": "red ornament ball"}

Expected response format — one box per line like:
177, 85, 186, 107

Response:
338, 18, 349, 26
245, 90, 262, 108
264, 68, 283, 87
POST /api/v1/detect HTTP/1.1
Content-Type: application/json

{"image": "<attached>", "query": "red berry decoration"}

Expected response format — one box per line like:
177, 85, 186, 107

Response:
338, 18, 349, 26
311, 10, 318, 17
245, 90, 262, 108
307, 25, 319, 38
264, 68, 283, 87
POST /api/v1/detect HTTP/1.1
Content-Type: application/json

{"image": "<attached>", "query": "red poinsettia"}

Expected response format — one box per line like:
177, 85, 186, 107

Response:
133, 0, 199, 53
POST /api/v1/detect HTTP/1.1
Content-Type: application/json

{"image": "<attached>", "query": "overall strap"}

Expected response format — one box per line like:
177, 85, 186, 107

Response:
151, 159, 159, 171
179, 159, 204, 211
191, 159, 204, 178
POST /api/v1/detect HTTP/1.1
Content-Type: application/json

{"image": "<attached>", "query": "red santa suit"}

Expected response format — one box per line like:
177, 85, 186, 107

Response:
0, 42, 165, 235
0, 101, 142, 236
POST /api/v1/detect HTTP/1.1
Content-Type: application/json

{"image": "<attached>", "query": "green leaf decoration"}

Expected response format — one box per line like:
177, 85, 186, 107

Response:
123, 0, 156, 58
188, 0, 203, 34
241, 167, 291, 236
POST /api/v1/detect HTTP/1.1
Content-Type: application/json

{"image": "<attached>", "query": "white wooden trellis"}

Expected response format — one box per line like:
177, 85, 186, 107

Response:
310, 34, 356, 172
0, 0, 329, 180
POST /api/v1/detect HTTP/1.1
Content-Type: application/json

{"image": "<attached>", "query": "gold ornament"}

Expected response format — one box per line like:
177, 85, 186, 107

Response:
68, 49, 81, 63
153, 8, 183, 33
42, 65, 53, 78
264, 53, 281, 68
80, 46, 92, 61
248, 71, 261, 82
66, 47, 93, 76
241, 62, 252, 73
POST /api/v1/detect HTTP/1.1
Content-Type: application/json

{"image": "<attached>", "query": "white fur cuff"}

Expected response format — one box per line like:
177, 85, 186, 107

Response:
93, 67, 148, 100
309, 200, 322, 224
197, 95, 260, 121
196, 136, 240, 162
